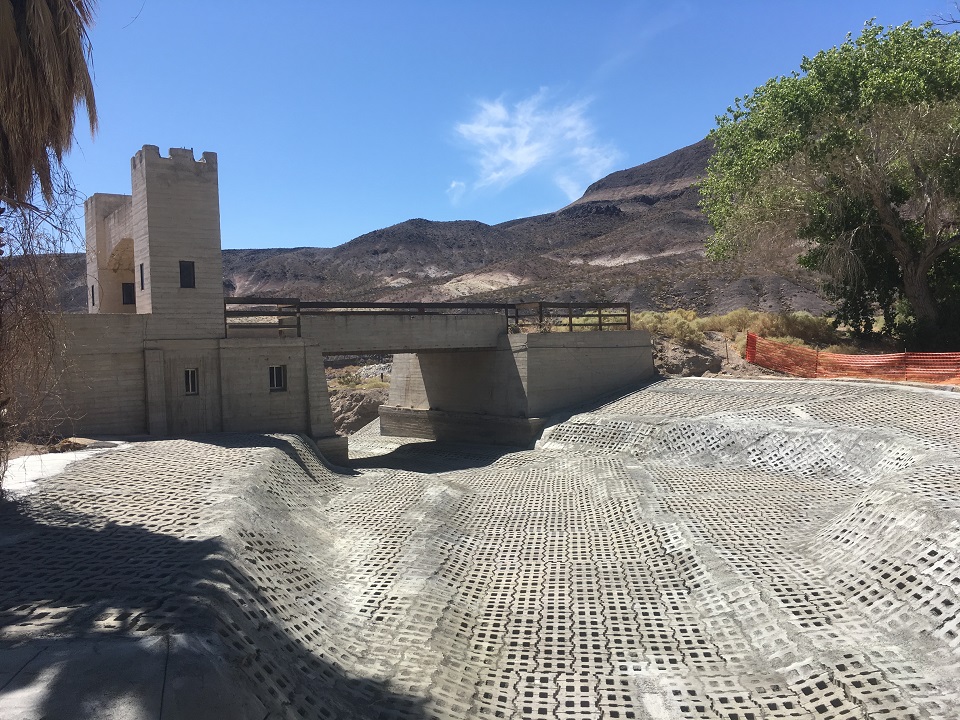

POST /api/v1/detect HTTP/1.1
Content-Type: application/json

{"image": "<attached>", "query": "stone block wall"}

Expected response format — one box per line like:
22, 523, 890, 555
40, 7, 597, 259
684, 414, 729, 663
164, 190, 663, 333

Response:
521, 331, 654, 417
131, 146, 224, 339
85, 193, 135, 314
54, 314, 150, 435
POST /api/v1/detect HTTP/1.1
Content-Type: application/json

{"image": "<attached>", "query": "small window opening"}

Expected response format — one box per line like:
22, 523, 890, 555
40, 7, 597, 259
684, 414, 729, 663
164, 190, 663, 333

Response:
269, 365, 287, 392
184, 368, 199, 395
179, 260, 196, 288
91, 285, 95, 306
139, 263, 145, 290
122, 282, 136, 305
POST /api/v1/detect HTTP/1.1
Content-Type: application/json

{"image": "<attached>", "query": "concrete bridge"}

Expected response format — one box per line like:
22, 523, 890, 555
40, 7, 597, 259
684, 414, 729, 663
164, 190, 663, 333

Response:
48, 146, 654, 462
223, 298, 650, 451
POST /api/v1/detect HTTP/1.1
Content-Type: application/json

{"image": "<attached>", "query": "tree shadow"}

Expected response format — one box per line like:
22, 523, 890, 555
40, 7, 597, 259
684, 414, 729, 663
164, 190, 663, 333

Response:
0, 445, 429, 720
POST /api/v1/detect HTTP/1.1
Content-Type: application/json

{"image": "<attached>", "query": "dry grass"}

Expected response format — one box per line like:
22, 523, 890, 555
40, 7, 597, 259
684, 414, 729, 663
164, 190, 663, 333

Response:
329, 366, 390, 391
631, 309, 705, 345
630, 308, 845, 355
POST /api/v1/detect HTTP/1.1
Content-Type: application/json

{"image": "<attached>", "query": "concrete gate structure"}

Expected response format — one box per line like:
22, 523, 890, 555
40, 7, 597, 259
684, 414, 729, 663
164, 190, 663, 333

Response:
55, 146, 654, 460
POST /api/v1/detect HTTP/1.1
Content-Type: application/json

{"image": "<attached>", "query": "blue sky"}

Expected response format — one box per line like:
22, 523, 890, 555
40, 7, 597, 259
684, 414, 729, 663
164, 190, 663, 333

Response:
65, 1, 947, 250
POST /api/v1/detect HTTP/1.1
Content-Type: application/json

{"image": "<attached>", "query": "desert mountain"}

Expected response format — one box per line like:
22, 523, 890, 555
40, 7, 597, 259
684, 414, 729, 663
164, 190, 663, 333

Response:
60, 138, 829, 315
220, 137, 828, 314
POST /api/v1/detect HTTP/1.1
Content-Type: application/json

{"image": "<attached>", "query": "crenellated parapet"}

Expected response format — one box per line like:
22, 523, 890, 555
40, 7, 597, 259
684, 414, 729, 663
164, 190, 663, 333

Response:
131, 144, 218, 171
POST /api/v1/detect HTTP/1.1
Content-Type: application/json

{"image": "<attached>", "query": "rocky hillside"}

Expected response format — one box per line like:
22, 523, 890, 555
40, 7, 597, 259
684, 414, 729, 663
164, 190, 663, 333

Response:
61, 138, 830, 315
220, 137, 828, 315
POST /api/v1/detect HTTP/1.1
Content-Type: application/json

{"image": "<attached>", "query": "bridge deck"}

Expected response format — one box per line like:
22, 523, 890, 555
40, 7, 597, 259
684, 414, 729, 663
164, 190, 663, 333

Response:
223, 299, 632, 351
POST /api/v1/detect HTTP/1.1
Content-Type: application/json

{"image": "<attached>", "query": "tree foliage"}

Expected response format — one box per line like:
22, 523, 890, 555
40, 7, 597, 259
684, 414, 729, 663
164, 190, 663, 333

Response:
0, 0, 97, 483
699, 21, 960, 348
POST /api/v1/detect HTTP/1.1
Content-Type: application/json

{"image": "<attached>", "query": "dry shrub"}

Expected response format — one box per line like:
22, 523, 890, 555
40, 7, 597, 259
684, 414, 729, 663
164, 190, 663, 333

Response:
633, 306, 842, 355
749, 311, 839, 346
696, 308, 840, 346
1, 178, 79, 487
696, 308, 758, 339
823, 344, 860, 354
632, 309, 705, 346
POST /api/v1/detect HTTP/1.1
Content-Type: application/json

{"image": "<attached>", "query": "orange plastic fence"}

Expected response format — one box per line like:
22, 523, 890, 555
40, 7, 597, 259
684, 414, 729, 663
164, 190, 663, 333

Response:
745, 333, 960, 385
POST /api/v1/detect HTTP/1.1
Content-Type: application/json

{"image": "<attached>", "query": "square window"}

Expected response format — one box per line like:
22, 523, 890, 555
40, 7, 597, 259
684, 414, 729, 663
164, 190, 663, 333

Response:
184, 368, 199, 395
179, 260, 195, 288
269, 365, 287, 392
122, 282, 136, 305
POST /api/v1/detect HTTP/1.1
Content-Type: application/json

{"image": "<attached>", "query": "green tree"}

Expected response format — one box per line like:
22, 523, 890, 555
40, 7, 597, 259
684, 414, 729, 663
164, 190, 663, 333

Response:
699, 21, 960, 347
0, 0, 97, 482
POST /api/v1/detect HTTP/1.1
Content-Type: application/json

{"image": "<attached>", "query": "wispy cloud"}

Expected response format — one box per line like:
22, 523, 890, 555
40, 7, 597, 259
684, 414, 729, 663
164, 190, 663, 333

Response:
453, 89, 620, 202
592, 3, 692, 82
446, 180, 466, 204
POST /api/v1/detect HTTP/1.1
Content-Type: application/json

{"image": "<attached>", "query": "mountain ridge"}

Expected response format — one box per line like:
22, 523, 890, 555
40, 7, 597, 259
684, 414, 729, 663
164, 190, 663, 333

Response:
61, 138, 829, 315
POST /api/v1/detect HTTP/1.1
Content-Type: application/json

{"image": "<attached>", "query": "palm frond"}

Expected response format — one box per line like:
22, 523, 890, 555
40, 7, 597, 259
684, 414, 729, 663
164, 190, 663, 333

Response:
0, 0, 97, 206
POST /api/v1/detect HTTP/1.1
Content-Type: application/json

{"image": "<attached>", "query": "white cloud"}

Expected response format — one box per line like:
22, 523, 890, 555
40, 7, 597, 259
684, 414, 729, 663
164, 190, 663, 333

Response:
453, 89, 620, 202
446, 180, 466, 204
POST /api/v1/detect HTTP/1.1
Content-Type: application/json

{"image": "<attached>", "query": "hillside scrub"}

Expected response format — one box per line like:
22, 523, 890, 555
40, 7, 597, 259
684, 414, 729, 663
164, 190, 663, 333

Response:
632, 310, 705, 346
632, 308, 843, 353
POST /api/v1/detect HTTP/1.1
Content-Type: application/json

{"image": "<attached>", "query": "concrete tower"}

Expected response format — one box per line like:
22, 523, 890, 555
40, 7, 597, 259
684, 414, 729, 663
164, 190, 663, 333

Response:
85, 145, 224, 339
131, 146, 224, 338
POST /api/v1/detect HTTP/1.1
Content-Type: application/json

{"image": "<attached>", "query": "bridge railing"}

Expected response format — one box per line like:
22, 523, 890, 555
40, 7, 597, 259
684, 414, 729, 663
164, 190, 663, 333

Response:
223, 298, 630, 337
512, 302, 631, 332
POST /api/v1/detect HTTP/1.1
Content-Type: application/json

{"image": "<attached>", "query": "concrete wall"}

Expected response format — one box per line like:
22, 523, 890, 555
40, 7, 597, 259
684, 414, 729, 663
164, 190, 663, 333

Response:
145, 340, 223, 435
55, 314, 150, 436
62, 146, 348, 449
299, 313, 506, 354
68, 144, 655, 460
382, 330, 654, 445
521, 331, 654, 417
51, 325, 339, 444
220, 339, 308, 434
387, 340, 527, 417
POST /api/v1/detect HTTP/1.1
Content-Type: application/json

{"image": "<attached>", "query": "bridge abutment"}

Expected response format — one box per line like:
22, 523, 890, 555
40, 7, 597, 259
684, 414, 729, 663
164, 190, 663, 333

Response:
381, 331, 654, 446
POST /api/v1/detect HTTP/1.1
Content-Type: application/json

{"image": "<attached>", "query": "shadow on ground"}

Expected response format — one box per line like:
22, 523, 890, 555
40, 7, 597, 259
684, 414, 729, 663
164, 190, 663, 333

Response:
347, 440, 519, 474
0, 455, 428, 720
